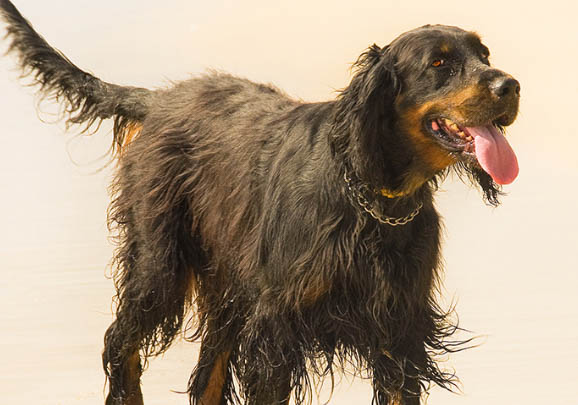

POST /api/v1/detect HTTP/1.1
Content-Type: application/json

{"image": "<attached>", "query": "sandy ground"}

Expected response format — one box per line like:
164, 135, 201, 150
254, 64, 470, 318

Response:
1, 0, 577, 404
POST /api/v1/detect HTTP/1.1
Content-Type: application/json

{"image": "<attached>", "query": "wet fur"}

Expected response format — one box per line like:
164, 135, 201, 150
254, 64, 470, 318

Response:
0, 1, 509, 404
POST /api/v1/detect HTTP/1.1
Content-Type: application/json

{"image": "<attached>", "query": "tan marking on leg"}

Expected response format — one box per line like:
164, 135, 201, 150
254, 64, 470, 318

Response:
117, 123, 143, 154
122, 351, 144, 405
299, 279, 330, 308
199, 351, 231, 405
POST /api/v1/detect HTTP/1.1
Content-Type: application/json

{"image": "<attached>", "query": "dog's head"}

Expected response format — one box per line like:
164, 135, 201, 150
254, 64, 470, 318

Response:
332, 25, 520, 205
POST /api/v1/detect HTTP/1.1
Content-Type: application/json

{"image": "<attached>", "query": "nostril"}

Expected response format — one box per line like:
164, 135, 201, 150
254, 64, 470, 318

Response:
491, 77, 521, 98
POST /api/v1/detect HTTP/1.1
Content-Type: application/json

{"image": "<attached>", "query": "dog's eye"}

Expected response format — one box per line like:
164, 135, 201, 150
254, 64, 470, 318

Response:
431, 59, 445, 67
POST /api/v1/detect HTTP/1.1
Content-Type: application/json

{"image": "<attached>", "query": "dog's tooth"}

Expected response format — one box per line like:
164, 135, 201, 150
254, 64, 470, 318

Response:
450, 123, 459, 132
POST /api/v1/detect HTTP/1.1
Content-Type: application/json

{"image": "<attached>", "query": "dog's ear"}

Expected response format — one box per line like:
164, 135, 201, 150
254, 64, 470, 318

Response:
346, 44, 399, 110
330, 44, 404, 188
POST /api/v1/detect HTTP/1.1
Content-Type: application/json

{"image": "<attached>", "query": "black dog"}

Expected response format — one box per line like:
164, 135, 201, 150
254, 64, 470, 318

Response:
0, 1, 520, 404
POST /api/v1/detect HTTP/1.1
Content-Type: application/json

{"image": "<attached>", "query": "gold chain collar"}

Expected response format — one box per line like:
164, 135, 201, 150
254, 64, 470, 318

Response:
343, 169, 423, 226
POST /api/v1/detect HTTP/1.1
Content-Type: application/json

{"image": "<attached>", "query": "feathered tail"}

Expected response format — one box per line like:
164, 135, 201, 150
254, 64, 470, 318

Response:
0, 0, 151, 152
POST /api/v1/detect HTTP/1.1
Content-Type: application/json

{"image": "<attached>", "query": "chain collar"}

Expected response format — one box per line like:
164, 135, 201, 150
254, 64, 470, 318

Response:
343, 169, 423, 226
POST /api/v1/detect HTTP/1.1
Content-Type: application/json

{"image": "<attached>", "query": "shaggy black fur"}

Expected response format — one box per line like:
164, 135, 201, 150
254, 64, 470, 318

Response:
1, 1, 520, 404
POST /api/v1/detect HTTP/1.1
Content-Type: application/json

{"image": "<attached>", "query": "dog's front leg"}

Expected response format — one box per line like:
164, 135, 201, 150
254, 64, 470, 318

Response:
371, 353, 422, 405
104, 349, 143, 405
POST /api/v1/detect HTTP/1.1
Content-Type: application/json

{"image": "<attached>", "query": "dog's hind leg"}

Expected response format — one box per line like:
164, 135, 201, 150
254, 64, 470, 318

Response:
102, 219, 198, 405
189, 340, 292, 405
191, 349, 231, 405
187, 303, 241, 405
101, 233, 196, 405
188, 333, 233, 404
103, 347, 143, 405
401, 376, 421, 405
103, 151, 204, 404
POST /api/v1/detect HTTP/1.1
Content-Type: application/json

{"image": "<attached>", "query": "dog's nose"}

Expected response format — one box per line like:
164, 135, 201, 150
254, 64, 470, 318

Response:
490, 76, 520, 99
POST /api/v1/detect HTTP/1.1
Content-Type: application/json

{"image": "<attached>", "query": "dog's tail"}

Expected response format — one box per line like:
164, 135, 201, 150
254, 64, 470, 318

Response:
0, 0, 151, 152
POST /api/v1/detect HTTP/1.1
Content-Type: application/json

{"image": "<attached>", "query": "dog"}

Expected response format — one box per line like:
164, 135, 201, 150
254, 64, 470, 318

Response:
0, 1, 520, 404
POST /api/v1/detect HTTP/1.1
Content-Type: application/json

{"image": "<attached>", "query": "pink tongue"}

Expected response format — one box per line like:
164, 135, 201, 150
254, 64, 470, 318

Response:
466, 125, 519, 185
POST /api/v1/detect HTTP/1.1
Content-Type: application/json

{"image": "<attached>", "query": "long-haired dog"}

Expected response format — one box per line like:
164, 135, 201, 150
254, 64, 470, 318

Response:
0, 1, 520, 404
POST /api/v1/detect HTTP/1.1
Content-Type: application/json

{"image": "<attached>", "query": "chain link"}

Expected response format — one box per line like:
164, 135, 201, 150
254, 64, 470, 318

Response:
344, 171, 423, 226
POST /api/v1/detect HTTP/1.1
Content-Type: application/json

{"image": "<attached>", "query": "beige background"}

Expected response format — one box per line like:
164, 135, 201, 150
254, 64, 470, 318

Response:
1, 0, 577, 404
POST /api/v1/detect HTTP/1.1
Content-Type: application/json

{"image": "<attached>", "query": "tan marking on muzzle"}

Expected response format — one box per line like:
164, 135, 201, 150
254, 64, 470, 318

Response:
398, 85, 485, 171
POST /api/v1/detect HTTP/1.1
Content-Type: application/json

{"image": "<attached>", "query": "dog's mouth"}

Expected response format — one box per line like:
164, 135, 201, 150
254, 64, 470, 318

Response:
428, 118, 475, 153
427, 117, 519, 185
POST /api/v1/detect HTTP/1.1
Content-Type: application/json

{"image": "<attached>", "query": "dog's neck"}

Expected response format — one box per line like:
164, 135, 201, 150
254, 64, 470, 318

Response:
342, 163, 429, 226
